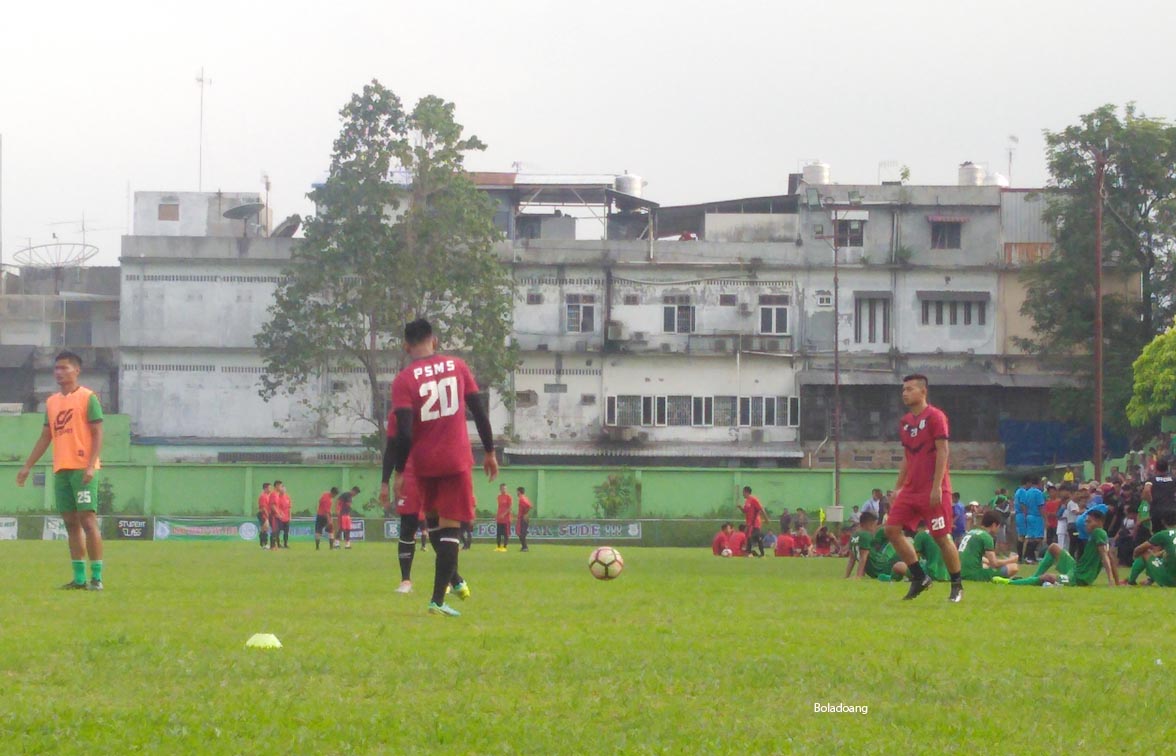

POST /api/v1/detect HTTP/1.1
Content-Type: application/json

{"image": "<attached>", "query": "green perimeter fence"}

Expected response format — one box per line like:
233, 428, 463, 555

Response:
0, 461, 1014, 522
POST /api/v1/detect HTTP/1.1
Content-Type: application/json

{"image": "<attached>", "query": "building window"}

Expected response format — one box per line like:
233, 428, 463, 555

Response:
623, 294, 640, 306
835, 219, 864, 247
516, 390, 539, 408
612, 395, 641, 426
666, 396, 692, 426
763, 397, 777, 426
854, 297, 890, 344
779, 396, 801, 427
566, 294, 596, 333
581, 393, 596, 405
543, 383, 568, 394
978, 301, 987, 325
921, 298, 987, 327
758, 294, 790, 335
816, 290, 833, 307
692, 396, 714, 426
526, 292, 543, 305
719, 294, 737, 307
949, 301, 959, 326
655, 396, 667, 426
641, 396, 654, 426
662, 296, 696, 334
158, 203, 179, 221
931, 221, 962, 249
714, 396, 738, 426
738, 397, 752, 427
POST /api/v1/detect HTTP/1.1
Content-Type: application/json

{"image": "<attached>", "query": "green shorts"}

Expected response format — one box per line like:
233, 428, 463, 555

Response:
865, 555, 899, 580
1144, 558, 1176, 587
54, 470, 98, 514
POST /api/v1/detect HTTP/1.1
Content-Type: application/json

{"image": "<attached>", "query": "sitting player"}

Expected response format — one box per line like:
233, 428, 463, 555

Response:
999, 509, 1118, 587
712, 523, 734, 556
1128, 525, 1176, 587
813, 526, 836, 556
774, 529, 795, 557
845, 512, 898, 580
958, 511, 1019, 582
728, 524, 748, 556
793, 527, 813, 557
905, 522, 950, 582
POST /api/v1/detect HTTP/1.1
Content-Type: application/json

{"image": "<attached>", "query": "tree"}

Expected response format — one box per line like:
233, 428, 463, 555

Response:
593, 469, 640, 518
1127, 319, 1176, 428
1018, 104, 1176, 435
256, 81, 515, 440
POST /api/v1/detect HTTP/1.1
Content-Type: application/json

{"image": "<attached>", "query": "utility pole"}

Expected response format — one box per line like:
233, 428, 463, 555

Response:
196, 68, 211, 191
1092, 145, 1108, 481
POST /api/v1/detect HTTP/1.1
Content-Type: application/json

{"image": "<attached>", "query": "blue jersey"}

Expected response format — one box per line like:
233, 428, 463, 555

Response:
1075, 503, 1109, 541
1024, 488, 1045, 519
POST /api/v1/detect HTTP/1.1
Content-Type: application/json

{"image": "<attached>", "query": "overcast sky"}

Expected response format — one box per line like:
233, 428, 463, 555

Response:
2, 0, 1174, 266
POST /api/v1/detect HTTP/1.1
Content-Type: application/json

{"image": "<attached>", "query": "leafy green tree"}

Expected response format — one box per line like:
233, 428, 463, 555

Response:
1127, 319, 1176, 427
593, 469, 640, 518
1018, 104, 1176, 435
256, 81, 515, 438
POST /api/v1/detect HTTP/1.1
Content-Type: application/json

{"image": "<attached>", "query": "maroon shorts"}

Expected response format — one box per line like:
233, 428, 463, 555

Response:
418, 470, 475, 523
339, 514, 353, 532
394, 473, 424, 517
887, 491, 953, 537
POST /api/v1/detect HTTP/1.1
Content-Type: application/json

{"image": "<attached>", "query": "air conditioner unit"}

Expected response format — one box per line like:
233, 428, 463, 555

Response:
606, 321, 629, 341
574, 340, 588, 353
750, 429, 765, 443
537, 343, 549, 351
660, 342, 673, 353
631, 331, 648, 342
738, 303, 752, 316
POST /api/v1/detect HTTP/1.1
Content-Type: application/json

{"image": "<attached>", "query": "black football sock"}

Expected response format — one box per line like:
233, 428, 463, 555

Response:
398, 515, 419, 581
260, 531, 267, 548
949, 571, 961, 584
431, 527, 461, 605
907, 561, 927, 582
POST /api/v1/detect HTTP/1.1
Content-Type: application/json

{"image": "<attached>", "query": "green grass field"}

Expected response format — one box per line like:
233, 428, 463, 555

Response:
1, 541, 1170, 755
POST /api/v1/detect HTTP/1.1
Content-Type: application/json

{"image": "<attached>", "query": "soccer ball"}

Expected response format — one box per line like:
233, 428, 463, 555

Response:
588, 546, 624, 580
721, 548, 733, 557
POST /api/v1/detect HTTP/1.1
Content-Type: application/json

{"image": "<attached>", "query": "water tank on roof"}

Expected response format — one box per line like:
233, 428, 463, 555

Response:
958, 162, 986, 186
802, 161, 830, 185
614, 172, 643, 197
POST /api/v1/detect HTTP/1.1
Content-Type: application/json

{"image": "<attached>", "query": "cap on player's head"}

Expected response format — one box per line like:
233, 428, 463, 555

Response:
981, 511, 1001, 528
902, 373, 928, 390
404, 318, 433, 346
55, 350, 83, 369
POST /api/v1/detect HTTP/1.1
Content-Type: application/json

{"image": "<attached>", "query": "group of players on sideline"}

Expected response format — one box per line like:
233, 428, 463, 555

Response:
711, 458, 1176, 589
16, 350, 1176, 607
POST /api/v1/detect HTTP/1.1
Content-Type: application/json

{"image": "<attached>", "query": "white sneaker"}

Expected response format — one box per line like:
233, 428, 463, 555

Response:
395, 580, 413, 594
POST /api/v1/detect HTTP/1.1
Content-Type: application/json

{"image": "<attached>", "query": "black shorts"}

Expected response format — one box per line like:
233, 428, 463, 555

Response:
518, 519, 529, 537
315, 515, 331, 534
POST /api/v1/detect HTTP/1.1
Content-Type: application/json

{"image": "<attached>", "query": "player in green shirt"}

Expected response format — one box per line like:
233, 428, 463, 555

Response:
1128, 528, 1176, 587
845, 512, 899, 580
912, 524, 950, 581
958, 511, 1020, 581
999, 509, 1118, 586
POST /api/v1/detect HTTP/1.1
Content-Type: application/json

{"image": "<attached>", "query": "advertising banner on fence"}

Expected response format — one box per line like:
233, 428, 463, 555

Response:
0, 517, 17, 540
114, 518, 151, 540
43, 516, 69, 541
155, 517, 257, 541
472, 521, 642, 540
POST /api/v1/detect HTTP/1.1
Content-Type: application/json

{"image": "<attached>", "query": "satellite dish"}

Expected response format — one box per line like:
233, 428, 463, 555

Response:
223, 202, 266, 237
223, 202, 265, 220
13, 242, 99, 267
271, 214, 301, 238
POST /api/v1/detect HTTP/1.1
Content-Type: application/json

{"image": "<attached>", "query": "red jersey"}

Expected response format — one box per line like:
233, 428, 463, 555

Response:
517, 494, 533, 520
728, 531, 748, 555
741, 495, 765, 529
793, 533, 812, 552
390, 355, 479, 478
276, 493, 292, 522
775, 534, 795, 556
317, 492, 333, 517
337, 492, 353, 517
258, 491, 271, 516
899, 405, 952, 496
496, 493, 513, 524
1044, 498, 1061, 529
711, 531, 731, 555
267, 491, 281, 517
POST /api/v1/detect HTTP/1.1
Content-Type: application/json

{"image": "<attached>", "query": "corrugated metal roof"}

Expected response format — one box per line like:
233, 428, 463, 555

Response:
1001, 190, 1054, 244
505, 443, 803, 459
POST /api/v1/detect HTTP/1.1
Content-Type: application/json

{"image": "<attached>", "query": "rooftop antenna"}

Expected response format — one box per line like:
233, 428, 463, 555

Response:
261, 172, 271, 235
196, 67, 212, 191
1007, 135, 1019, 185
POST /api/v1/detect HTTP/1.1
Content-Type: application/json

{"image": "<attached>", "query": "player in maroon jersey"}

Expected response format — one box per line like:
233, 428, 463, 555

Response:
885, 374, 964, 602
380, 319, 498, 617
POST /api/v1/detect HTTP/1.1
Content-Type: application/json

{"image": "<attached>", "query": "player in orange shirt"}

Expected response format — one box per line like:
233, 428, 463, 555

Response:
315, 487, 338, 550
495, 484, 513, 552
256, 482, 272, 549
16, 351, 106, 589
516, 486, 533, 552
272, 481, 291, 549
268, 482, 282, 551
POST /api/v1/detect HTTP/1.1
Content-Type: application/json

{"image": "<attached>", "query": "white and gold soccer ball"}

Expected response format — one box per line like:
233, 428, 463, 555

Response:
721, 548, 733, 557
588, 546, 624, 580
